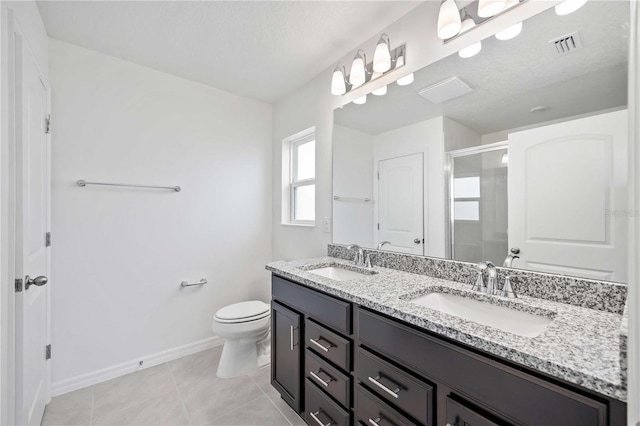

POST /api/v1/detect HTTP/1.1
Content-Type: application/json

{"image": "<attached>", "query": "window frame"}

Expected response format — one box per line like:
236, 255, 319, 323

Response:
288, 132, 316, 225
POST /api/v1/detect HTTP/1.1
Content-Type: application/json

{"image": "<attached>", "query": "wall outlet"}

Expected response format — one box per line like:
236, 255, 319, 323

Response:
322, 217, 331, 233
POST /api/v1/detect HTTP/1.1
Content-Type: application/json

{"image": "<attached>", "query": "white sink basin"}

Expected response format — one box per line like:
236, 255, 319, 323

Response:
308, 266, 370, 281
409, 292, 552, 338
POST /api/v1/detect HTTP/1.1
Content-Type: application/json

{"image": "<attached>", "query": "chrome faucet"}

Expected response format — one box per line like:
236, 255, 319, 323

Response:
485, 262, 498, 295
473, 261, 497, 294
377, 241, 391, 250
472, 262, 488, 293
499, 274, 527, 298
503, 247, 520, 268
346, 244, 364, 267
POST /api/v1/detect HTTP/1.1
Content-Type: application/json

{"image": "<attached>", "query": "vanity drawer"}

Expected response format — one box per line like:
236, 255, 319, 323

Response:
306, 318, 351, 371
305, 349, 351, 408
357, 347, 433, 426
357, 308, 607, 426
305, 378, 350, 426
446, 396, 502, 426
356, 385, 415, 426
272, 275, 351, 334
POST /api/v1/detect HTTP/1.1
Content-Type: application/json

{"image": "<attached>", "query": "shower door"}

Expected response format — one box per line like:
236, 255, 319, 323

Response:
448, 143, 508, 265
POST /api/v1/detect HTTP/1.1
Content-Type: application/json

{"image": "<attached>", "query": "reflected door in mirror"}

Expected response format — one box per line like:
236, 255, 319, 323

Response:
378, 153, 424, 255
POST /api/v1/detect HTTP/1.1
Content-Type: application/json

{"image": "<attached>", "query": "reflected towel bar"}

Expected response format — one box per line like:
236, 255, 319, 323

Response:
333, 196, 371, 202
181, 278, 207, 288
77, 180, 181, 192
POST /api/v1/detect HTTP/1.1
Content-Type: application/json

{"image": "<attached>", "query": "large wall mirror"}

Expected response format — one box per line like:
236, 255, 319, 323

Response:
332, 1, 630, 283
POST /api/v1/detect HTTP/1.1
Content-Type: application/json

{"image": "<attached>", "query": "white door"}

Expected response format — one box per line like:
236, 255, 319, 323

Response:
508, 110, 627, 282
15, 31, 51, 426
377, 154, 424, 255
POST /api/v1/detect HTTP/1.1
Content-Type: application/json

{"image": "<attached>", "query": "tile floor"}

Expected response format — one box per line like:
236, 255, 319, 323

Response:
41, 346, 305, 426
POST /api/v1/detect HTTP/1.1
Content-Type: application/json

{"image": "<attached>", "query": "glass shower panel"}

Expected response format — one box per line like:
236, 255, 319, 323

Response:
452, 148, 508, 265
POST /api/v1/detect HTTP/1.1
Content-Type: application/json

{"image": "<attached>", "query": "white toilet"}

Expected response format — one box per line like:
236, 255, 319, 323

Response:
212, 300, 271, 378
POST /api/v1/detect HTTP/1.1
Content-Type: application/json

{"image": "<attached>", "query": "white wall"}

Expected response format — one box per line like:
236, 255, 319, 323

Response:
332, 124, 374, 247
49, 40, 272, 390
373, 118, 446, 258
271, 1, 557, 261
0, 1, 49, 423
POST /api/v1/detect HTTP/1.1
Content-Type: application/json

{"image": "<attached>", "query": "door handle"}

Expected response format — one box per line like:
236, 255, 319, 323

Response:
413, 238, 422, 244
290, 325, 297, 351
25, 275, 48, 290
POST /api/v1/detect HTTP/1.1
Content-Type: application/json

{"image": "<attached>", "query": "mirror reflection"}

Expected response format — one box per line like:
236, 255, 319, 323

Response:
332, 1, 629, 283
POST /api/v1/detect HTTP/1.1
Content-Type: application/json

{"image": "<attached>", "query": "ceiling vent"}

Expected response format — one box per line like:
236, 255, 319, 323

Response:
550, 31, 583, 56
418, 76, 473, 104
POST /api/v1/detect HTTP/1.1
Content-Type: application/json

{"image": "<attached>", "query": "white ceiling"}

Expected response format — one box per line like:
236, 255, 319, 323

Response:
36, 1, 422, 103
335, 0, 629, 136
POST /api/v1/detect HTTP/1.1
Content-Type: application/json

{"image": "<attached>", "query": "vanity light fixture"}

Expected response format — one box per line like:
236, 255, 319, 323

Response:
373, 34, 392, 73
477, 0, 506, 17
353, 95, 367, 105
555, 0, 587, 16
329, 40, 406, 97
349, 49, 368, 88
395, 54, 414, 86
495, 0, 523, 40
371, 72, 388, 96
331, 64, 348, 96
458, 10, 482, 58
437, 0, 462, 40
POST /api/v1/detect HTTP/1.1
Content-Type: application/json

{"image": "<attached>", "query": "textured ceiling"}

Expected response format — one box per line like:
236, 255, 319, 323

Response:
335, 0, 629, 136
36, 0, 422, 103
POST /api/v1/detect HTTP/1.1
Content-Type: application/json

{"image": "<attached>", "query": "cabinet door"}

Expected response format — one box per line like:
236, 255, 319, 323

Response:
271, 301, 302, 413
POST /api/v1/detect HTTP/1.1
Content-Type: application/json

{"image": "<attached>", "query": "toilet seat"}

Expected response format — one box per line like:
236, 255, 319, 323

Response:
214, 301, 270, 324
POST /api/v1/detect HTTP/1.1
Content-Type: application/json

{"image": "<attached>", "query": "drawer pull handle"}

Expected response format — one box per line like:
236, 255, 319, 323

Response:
290, 325, 297, 351
368, 375, 402, 399
310, 410, 334, 426
369, 416, 395, 426
309, 337, 334, 352
309, 369, 334, 387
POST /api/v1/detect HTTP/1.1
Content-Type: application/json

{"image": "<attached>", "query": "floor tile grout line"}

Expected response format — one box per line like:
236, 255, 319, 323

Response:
168, 360, 193, 426
91, 363, 179, 422
89, 385, 95, 426
248, 372, 295, 426
209, 393, 268, 424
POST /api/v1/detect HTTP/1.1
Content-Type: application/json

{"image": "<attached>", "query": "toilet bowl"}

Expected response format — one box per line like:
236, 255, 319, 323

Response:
212, 300, 271, 378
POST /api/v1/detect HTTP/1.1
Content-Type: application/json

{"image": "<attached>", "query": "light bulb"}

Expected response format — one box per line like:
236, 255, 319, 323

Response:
397, 73, 414, 86
555, 0, 587, 15
478, 0, 506, 17
394, 54, 414, 86
331, 66, 346, 96
349, 50, 366, 88
371, 72, 387, 96
458, 16, 481, 58
437, 0, 462, 40
354, 95, 367, 105
373, 34, 391, 73
495, 21, 522, 40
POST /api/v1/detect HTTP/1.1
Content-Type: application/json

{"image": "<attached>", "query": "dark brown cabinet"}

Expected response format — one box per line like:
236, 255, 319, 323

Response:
270, 274, 626, 426
271, 301, 302, 413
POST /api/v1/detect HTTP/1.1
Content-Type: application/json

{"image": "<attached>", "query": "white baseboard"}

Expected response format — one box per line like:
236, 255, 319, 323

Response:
51, 336, 224, 397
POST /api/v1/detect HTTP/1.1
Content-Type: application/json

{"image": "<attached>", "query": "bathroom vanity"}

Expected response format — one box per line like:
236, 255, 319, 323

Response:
267, 254, 627, 426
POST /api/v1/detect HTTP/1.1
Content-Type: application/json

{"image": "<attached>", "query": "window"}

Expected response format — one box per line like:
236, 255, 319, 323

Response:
453, 176, 480, 221
283, 129, 315, 225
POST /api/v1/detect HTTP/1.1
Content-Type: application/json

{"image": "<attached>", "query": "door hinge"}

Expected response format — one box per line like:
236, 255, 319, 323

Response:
45, 344, 51, 360
377, 172, 379, 180
15, 278, 23, 292
46, 232, 51, 247
377, 223, 380, 230
45, 115, 51, 134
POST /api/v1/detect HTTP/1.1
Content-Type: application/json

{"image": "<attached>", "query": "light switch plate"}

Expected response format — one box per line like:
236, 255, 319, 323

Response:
322, 217, 331, 233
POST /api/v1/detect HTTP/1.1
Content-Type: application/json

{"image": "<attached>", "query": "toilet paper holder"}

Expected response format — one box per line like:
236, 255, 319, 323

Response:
181, 278, 207, 287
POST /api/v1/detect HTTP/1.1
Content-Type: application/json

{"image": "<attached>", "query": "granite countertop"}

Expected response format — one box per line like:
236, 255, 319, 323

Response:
266, 256, 626, 401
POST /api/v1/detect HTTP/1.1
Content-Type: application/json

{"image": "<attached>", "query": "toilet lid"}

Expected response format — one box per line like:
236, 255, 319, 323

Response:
215, 301, 269, 322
